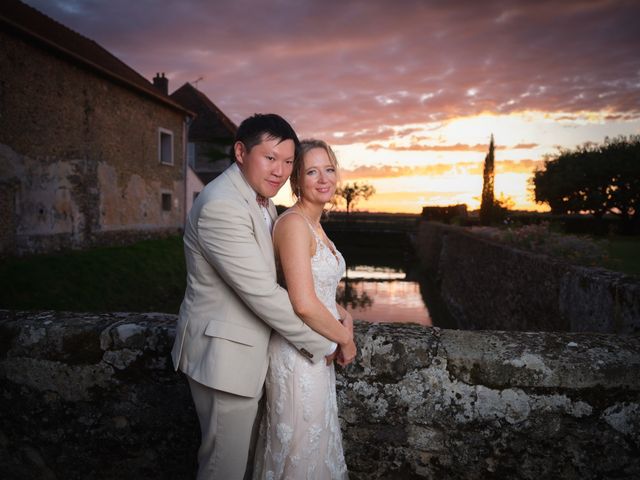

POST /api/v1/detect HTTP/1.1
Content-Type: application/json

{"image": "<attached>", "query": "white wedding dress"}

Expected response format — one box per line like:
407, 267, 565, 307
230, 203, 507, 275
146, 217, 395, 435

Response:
253, 211, 349, 480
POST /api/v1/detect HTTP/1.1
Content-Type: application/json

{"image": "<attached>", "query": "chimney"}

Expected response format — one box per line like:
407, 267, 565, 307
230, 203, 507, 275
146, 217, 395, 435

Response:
152, 72, 168, 95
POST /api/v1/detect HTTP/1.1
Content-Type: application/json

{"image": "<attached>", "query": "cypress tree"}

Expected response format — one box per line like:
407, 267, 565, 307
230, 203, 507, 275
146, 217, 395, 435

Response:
480, 134, 495, 225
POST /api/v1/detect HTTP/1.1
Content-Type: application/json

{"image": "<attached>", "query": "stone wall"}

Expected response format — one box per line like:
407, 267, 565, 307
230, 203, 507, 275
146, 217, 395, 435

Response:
416, 221, 640, 334
0, 29, 186, 256
1, 311, 638, 479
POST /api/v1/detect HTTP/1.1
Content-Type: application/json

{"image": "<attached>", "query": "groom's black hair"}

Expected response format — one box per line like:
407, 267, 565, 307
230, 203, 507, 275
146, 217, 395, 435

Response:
234, 113, 300, 154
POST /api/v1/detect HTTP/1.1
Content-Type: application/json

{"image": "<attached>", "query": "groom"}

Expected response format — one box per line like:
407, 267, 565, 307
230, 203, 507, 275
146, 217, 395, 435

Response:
172, 114, 335, 479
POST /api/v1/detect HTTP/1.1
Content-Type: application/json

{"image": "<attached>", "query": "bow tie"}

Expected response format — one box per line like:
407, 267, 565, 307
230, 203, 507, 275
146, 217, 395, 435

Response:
256, 194, 269, 208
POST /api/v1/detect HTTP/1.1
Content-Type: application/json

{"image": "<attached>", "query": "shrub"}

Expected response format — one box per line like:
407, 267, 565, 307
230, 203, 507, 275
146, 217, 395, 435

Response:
471, 222, 609, 267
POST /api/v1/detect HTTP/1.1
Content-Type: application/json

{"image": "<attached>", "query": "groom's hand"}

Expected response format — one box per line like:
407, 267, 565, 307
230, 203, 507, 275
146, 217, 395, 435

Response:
325, 350, 338, 365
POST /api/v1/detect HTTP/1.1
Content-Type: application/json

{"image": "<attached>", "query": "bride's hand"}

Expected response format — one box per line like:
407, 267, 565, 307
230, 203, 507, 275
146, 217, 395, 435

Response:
337, 339, 357, 367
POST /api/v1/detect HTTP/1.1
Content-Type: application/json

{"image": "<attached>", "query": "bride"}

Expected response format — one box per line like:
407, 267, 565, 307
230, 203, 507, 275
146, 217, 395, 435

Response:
253, 139, 356, 480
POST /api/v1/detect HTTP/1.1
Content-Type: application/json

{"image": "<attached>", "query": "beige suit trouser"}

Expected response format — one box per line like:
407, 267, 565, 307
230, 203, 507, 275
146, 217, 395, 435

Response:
188, 377, 262, 480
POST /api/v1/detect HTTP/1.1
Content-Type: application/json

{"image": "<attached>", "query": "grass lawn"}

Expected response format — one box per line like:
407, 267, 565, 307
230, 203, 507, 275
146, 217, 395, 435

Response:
0, 236, 187, 313
606, 236, 640, 276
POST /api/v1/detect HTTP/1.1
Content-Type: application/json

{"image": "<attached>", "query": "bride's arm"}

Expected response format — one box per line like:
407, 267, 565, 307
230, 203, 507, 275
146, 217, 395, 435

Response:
336, 304, 353, 336
273, 213, 354, 350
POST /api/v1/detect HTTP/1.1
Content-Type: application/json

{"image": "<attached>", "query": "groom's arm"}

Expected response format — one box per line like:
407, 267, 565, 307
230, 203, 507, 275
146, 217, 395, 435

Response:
196, 198, 332, 362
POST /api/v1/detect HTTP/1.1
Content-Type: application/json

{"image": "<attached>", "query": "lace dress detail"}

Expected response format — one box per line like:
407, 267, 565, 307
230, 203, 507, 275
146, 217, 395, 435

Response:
253, 211, 348, 480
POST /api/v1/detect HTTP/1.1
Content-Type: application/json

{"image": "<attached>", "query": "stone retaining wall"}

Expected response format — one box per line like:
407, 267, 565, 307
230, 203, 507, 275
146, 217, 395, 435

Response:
1, 311, 638, 479
416, 221, 640, 333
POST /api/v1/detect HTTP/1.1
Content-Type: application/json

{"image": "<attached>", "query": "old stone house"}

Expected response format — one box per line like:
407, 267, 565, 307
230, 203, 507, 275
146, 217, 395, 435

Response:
0, 0, 193, 255
169, 82, 237, 211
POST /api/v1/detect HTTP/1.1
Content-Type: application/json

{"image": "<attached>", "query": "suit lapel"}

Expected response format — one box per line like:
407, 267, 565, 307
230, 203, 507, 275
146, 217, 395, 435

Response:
225, 164, 276, 271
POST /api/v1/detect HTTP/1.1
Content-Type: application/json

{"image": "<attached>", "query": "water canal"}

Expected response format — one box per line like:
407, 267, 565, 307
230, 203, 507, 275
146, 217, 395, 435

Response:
323, 213, 460, 329
338, 265, 432, 326
327, 222, 451, 328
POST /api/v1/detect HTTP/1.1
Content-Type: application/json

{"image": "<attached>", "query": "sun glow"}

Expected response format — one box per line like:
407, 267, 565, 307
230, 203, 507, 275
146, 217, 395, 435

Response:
282, 112, 640, 213
318, 112, 639, 212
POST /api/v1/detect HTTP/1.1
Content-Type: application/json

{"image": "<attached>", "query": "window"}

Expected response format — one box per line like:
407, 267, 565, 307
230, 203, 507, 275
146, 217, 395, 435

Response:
161, 193, 172, 211
158, 128, 174, 165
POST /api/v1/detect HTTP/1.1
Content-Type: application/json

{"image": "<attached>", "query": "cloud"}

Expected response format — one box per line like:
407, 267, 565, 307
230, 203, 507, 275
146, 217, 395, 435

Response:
24, 0, 640, 140
366, 142, 539, 152
340, 159, 543, 180
512, 143, 539, 149
496, 159, 544, 174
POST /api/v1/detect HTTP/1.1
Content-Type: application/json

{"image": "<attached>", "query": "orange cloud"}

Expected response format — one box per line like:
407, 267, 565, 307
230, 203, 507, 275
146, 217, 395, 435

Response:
341, 159, 543, 180
496, 159, 543, 173
512, 143, 539, 149
366, 142, 539, 152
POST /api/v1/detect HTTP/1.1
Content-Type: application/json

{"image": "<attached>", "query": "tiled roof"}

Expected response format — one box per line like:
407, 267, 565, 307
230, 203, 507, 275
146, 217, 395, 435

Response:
0, 0, 191, 115
171, 83, 237, 142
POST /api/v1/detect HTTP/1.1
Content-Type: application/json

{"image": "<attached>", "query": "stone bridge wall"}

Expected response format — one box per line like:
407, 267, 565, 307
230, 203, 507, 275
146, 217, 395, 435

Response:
1, 311, 638, 479
416, 221, 640, 333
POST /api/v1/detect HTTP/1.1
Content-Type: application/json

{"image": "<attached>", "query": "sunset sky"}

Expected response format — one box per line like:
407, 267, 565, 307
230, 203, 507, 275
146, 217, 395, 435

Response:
24, 0, 640, 212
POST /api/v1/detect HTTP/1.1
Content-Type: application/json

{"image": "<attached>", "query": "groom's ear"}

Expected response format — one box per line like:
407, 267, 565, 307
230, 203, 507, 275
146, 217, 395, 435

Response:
233, 141, 246, 164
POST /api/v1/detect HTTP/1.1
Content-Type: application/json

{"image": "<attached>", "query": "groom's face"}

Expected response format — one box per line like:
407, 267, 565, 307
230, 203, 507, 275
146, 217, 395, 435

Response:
235, 135, 295, 198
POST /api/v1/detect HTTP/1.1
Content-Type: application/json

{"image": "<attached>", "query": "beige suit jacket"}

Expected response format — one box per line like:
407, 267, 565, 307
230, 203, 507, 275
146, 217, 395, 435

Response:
172, 163, 332, 398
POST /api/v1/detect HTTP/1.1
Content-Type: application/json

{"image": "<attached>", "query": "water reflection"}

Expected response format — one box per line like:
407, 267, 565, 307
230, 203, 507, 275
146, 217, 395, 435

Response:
337, 265, 432, 326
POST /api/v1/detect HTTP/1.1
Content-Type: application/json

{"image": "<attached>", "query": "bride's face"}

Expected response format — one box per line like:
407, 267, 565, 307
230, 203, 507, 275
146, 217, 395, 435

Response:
301, 147, 337, 205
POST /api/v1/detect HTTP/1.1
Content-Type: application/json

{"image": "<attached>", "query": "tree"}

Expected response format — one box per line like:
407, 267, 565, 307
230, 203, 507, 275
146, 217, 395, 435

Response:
533, 143, 610, 218
533, 135, 640, 232
493, 192, 515, 222
480, 134, 496, 225
335, 182, 376, 214
602, 136, 640, 227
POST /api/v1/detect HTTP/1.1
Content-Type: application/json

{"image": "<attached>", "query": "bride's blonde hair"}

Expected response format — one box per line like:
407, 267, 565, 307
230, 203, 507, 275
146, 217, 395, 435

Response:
290, 139, 339, 199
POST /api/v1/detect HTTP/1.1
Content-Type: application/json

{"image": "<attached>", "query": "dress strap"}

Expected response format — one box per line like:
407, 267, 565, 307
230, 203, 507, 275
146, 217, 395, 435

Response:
274, 209, 321, 240
276, 209, 339, 261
